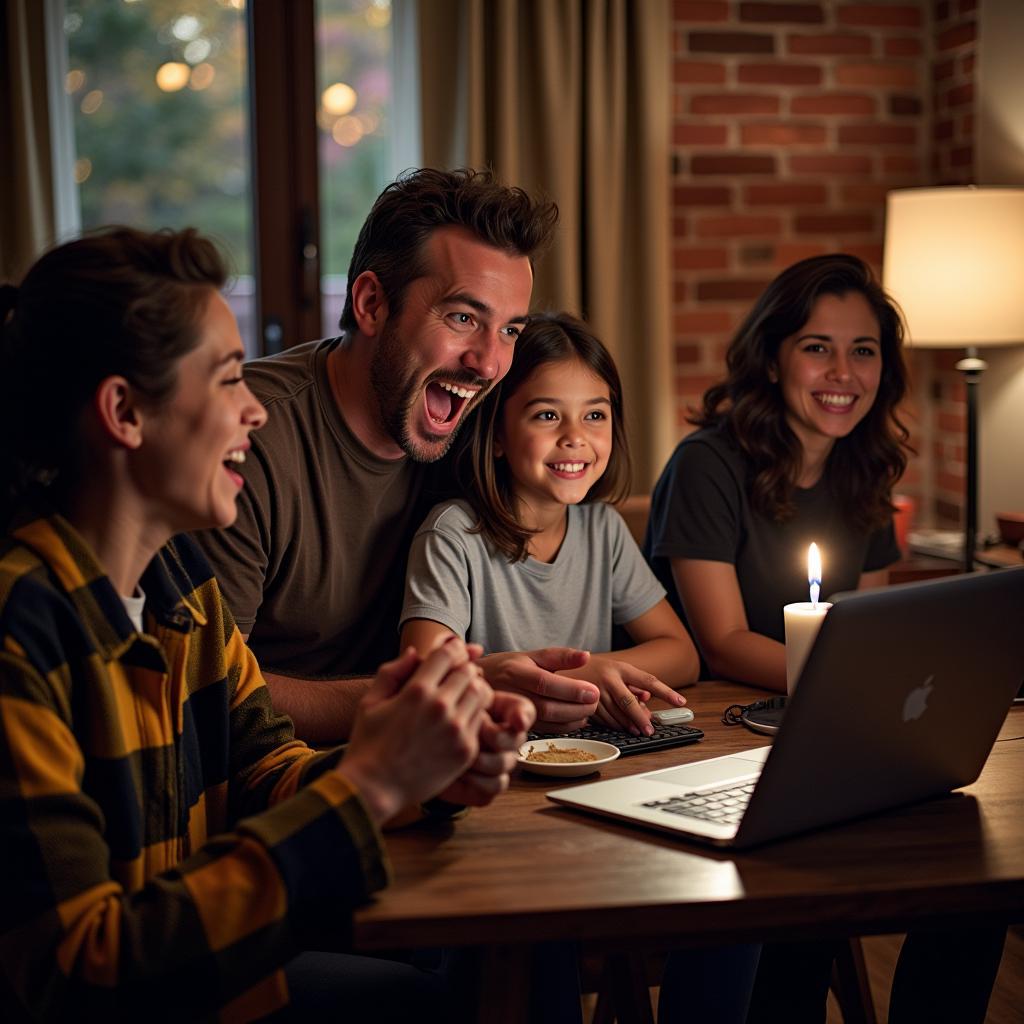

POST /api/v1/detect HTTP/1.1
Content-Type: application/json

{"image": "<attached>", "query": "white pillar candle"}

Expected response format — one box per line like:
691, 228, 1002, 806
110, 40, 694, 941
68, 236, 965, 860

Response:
783, 601, 832, 693
783, 543, 831, 693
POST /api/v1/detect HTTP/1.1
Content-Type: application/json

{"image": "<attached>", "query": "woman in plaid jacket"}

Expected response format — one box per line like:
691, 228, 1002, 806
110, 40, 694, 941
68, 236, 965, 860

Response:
0, 227, 531, 1022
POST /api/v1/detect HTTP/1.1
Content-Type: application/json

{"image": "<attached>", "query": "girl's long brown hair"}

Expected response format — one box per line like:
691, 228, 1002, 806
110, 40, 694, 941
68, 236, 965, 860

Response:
456, 312, 631, 562
692, 253, 912, 530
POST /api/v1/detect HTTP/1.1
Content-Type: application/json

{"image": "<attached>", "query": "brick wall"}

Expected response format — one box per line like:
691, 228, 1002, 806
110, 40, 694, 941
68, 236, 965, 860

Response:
669, 0, 979, 525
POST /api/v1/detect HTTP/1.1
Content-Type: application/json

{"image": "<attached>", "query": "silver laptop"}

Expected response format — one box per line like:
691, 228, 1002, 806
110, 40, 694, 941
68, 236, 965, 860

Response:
548, 567, 1024, 848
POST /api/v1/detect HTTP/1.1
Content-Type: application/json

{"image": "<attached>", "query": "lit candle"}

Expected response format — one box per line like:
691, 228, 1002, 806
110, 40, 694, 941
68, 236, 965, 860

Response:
782, 543, 833, 694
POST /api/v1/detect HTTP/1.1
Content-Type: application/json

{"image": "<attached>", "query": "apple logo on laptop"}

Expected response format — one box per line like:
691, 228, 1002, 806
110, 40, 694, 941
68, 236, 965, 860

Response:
903, 675, 934, 722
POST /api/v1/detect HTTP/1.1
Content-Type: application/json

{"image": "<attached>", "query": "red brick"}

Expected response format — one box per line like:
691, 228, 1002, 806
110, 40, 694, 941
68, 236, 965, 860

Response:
937, 22, 976, 50
841, 242, 884, 266
674, 60, 728, 84
773, 242, 829, 265
674, 310, 734, 333
689, 32, 775, 54
837, 4, 922, 28
737, 62, 823, 85
937, 470, 965, 494
673, 185, 733, 206
741, 122, 826, 145
691, 154, 777, 174
674, 343, 703, 364
960, 112, 974, 136
884, 36, 923, 57
794, 213, 875, 233
745, 182, 828, 204
673, 281, 690, 304
697, 278, 772, 301
932, 58, 955, 81
673, 216, 688, 238
962, 52, 975, 75
943, 82, 974, 108
789, 153, 873, 174
883, 153, 921, 173
674, 0, 729, 19
739, 243, 776, 264
840, 183, 892, 204
672, 245, 730, 270
790, 93, 877, 115
889, 94, 923, 116
958, 0, 977, 13
835, 63, 918, 88
691, 93, 780, 114
787, 32, 872, 55
696, 214, 783, 238
838, 124, 916, 145
739, 2, 824, 23
933, 119, 954, 141
674, 123, 730, 145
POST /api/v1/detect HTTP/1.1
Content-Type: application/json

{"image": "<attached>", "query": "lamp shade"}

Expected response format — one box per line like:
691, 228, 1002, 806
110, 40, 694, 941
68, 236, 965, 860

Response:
883, 187, 1024, 348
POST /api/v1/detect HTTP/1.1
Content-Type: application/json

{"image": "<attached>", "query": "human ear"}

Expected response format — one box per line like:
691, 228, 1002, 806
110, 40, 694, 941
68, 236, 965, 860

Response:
93, 376, 145, 450
350, 271, 389, 337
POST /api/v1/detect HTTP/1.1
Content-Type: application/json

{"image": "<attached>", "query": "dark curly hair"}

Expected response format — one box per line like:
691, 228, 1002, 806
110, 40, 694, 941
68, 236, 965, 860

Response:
692, 253, 912, 530
339, 167, 558, 333
456, 312, 631, 562
1, 226, 227, 529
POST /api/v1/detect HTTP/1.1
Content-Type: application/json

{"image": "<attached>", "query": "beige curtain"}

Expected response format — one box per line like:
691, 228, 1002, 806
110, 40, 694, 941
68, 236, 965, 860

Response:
0, 0, 57, 281
417, 0, 672, 490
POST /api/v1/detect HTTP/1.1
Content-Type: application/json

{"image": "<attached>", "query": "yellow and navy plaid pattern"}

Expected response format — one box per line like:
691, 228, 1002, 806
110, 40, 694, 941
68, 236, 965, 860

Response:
0, 517, 388, 1022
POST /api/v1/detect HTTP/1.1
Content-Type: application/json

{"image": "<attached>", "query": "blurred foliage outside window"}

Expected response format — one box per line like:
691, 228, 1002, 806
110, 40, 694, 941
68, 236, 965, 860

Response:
64, 0, 393, 350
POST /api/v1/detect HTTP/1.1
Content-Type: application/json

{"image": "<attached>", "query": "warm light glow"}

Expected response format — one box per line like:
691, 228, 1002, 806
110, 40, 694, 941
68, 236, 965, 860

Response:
74, 157, 92, 183
883, 188, 1024, 348
366, 4, 391, 27
332, 115, 364, 147
322, 82, 357, 116
65, 69, 85, 93
807, 543, 822, 606
156, 62, 190, 92
189, 62, 216, 90
172, 14, 201, 41
80, 89, 103, 114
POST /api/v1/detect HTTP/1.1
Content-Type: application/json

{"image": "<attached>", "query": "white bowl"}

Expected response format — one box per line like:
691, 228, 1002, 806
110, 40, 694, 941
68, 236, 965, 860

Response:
517, 737, 620, 778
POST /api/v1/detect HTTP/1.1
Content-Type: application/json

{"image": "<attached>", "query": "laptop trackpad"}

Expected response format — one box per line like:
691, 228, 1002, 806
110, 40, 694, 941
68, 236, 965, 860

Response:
646, 749, 770, 791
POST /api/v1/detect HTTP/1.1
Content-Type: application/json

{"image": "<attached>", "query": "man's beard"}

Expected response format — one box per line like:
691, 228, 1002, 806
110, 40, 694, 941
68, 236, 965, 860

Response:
368, 319, 485, 463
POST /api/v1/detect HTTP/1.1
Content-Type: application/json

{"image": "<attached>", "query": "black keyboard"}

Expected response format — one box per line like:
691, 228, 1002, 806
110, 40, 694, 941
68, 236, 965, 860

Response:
526, 722, 704, 756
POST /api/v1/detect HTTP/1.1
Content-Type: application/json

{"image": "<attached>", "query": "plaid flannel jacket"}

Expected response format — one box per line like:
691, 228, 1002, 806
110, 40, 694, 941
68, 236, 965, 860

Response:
0, 517, 388, 1022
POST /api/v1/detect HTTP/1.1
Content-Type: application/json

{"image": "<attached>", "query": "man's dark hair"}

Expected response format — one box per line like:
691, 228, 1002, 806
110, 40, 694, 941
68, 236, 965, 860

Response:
339, 167, 558, 333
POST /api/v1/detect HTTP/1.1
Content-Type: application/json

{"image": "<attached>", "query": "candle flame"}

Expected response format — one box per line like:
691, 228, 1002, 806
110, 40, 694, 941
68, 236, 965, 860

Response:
808, 543, 821, 585
808, 542, 822, 607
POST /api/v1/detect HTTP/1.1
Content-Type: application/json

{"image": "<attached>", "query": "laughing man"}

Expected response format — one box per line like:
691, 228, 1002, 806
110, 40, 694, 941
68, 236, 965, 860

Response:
197, 168, 602, 743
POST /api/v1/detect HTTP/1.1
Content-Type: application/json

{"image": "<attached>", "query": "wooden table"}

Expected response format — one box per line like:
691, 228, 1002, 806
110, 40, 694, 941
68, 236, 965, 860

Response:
353, 682, 1024, 1020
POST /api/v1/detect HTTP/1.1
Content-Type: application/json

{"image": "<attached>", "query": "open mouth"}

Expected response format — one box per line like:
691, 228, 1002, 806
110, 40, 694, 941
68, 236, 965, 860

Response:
223, 448, 247, 484
547, 461, 589, 478
425, 380, 481, 428
812, 392, 856, 412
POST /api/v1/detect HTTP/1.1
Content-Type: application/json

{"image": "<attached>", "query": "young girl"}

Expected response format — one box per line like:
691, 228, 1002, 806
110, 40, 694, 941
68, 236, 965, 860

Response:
401, 311, 698, 736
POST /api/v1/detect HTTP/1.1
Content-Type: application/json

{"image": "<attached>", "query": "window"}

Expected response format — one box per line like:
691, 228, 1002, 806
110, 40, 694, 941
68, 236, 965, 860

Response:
54, 0, 403, 357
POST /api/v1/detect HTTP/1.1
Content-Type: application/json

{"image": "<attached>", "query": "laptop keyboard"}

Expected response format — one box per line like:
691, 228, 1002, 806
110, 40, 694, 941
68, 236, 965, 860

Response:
640, 780, 756, 826
526, 723, 704, 755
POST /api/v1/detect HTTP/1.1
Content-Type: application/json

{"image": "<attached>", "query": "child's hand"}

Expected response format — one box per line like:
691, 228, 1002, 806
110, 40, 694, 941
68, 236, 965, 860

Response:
560, 659, 687, 736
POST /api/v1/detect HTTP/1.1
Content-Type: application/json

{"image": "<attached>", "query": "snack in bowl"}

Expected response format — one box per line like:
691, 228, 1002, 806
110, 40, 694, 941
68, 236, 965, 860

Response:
517, 737, 620, 777
524, 743, 598, 764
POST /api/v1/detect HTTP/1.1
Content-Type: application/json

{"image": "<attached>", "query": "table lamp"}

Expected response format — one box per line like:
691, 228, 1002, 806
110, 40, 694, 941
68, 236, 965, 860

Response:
882, 186, 1024, 571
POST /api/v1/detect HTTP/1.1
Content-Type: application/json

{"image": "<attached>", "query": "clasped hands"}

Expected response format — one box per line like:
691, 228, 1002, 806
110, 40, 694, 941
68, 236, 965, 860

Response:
340, 637, 535, 826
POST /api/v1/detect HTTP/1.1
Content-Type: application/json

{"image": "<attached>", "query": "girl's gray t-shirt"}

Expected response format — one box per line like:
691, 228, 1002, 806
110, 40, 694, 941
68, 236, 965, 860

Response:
401, 499, 665, 653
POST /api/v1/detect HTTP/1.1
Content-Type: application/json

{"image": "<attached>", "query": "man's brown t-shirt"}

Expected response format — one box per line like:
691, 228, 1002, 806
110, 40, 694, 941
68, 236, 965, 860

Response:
195, 337, 439, 677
